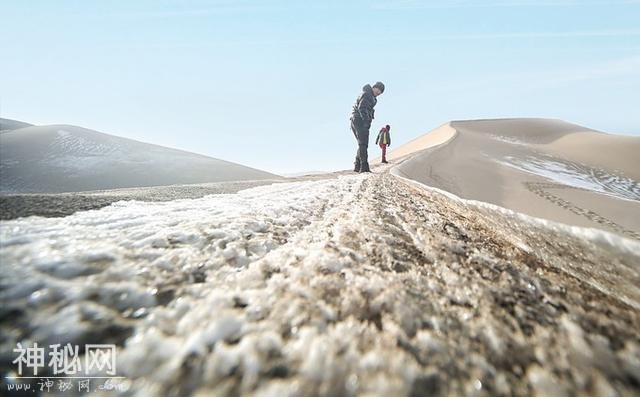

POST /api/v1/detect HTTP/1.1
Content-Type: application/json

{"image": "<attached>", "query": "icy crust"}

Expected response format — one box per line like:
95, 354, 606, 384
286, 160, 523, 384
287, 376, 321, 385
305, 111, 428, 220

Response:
2, 172, 640, 396
0, 178, 362, 392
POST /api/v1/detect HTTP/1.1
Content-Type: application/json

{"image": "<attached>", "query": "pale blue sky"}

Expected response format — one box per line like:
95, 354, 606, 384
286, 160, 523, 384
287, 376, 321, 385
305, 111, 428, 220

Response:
1, 0, 639, 174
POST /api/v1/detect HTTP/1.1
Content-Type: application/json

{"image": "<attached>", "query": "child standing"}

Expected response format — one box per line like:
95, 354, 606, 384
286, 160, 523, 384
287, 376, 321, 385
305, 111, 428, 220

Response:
375, 124, 391, 163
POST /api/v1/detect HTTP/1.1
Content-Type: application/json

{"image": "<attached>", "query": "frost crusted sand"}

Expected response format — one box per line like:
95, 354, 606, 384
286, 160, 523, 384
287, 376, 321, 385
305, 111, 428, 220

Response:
2, 171, 639, 396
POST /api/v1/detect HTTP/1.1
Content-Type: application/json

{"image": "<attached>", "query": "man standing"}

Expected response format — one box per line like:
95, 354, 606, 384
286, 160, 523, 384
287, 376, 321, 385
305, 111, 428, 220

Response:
350, 82, 385, 173
375, 124, 391, 163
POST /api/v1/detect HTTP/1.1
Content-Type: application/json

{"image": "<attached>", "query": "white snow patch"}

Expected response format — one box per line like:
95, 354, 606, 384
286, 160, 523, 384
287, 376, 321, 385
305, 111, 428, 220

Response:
488, 134, 528, 146
498, 155, 640, 202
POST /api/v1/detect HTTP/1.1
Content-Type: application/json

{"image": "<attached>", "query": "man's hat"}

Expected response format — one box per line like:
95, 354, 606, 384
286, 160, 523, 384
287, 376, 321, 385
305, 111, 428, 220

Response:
373, 81, 385, 93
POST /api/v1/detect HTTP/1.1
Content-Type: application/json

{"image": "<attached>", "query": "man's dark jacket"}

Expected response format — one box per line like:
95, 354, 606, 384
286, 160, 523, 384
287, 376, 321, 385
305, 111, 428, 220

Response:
350, 84, 377, 130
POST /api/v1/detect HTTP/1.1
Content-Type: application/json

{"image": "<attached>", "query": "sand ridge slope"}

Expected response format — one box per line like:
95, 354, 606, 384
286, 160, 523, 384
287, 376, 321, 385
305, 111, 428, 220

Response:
391, 118, 640, 239
0, 122, 282, 193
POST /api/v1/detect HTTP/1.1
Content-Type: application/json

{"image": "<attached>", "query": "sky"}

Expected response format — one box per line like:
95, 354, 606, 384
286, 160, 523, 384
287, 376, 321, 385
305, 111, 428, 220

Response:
1, 0, 639, 175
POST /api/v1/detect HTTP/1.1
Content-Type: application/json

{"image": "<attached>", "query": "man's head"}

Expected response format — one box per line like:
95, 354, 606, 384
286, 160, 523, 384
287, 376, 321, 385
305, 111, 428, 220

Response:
385, 124, 391, 131
372, 81, 385, 97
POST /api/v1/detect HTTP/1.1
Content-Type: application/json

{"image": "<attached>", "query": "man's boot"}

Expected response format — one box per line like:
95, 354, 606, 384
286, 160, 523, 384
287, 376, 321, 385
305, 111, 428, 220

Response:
354, 157, 361, 172
359, 162, 371, 173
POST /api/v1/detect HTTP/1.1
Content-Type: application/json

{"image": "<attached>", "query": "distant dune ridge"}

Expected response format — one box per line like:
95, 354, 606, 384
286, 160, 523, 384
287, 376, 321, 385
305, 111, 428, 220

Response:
0, 118, 281, 193
0, 118, 32, 133
392, 118, 640, 239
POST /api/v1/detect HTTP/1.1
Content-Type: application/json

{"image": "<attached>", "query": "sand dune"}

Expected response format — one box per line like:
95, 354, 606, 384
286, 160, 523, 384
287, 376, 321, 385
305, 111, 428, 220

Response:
0, 121, 281, 193
384, 122, 457, 161
391, 118, 640, 239
0, 117, 32, 132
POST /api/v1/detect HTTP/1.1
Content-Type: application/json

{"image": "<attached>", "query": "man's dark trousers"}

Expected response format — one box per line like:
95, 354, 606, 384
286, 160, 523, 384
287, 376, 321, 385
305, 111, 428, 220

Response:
351, 120, 370, 172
